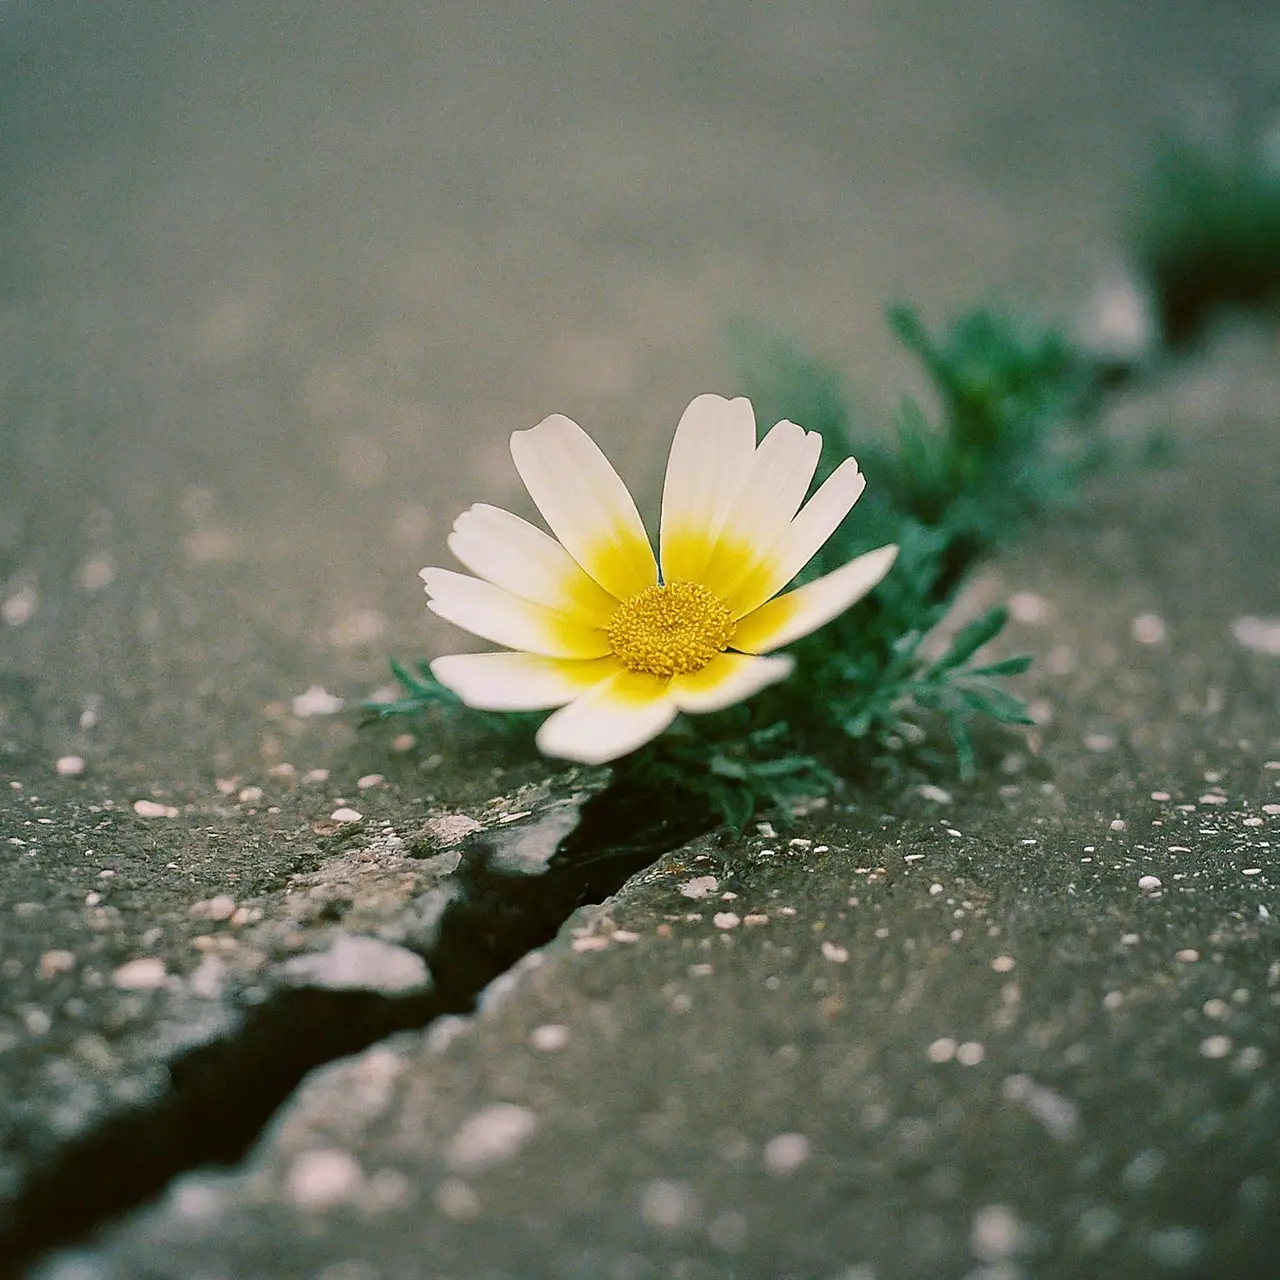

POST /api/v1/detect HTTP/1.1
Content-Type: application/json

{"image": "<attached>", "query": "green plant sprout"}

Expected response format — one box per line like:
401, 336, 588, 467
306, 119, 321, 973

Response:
370, 302, 1103, 824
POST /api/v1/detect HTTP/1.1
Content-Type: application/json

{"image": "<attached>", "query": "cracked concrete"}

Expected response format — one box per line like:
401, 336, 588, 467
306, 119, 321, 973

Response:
3, 1, 1279, 1277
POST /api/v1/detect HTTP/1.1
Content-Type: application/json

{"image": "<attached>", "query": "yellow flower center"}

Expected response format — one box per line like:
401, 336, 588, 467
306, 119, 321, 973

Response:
607, 580, 735, 677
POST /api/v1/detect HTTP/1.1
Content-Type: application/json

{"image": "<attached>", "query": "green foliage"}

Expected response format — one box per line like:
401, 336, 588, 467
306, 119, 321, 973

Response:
1133, 136, 1280, 345
372, 301, 1103, 825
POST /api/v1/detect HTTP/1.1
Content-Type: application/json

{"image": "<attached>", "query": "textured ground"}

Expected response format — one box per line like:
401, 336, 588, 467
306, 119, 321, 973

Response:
2, 2, 1278, 1278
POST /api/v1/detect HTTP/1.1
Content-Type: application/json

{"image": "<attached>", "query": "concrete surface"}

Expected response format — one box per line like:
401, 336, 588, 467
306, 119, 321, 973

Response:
2, 2, 1279, 1277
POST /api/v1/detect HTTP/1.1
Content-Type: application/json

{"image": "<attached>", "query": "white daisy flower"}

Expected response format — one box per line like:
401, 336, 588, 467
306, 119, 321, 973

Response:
421, 394, 898, 765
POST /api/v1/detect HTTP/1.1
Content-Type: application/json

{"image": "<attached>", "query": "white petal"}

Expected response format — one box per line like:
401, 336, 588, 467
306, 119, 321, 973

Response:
659, 394, 758, 584
668, 652, 794, 714
448, 504, 619, 625
535, 669, 676, 764
509, 414, 657, 600
730, 544, 899, 654
421, 567, 612, 658
700, 419, 823, 606
725, 457, 867, 618
431, 652, 622, 710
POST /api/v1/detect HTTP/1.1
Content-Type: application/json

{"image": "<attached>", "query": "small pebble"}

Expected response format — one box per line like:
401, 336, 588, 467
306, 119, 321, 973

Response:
292, 685, 345, 717
1200, 1035, 1233, 1060
238, 786, 263, 805
390, 733, 417, 752
133, 799, 179, 819
820, 941, 849, 963
917, 784, 952, 804
956, 1041, 985, 1066
112, 958, 168, 990
1175, 949, 1200, 963
991, 955, 1016, 973
287, 1149, 364, 1211
357, 774, 385, 790
971, 1203, 1025, 1261
678, 876, 718, 900
447, 1104, 538, 1172
1008, 591, 1050, 624
927, 1037, 957, 1063
1131, 614, 1166, 644
762, 1133, 810, 1175
189, 896, 237, 922
713, 912, 741, 931
55, 755, 86, 777
330, 807, 363, 823
39, 950, 76, 978
528, 1024, 570, 1052
1138, 875, 1162, 893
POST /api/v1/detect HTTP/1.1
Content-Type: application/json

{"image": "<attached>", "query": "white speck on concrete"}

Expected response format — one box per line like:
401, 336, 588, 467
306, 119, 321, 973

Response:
679, 875, 719, 899
292, 685, 345, 717
762, 1133, 810, 1175
287, 1148, 365, 1211
447, 1104, 538, 1172
529, 1024, 570, 1052
1200, 1035, 1233, 1060
917, 784, 952, 804
713, 912, 741, 930
1138, 875, 1162, 893
433, 1177, 480, 1220
970, 1204, 1025, 1261
55, 755, 86, 777
329, 807, 363, 823
189, 896, 237, 922
1131, 613, 1166, 644
638, 1179, 699, 1232
820, 941, 849, 963
1232, 616, 1280, 656
1, 584, 38, 627
1008, 591, 1049, 624
133, 799, 179, 819
927, 1037, 957, 1063
112, 958, 167, 990
280, 934, 431, 994
1002, 1074, 1079, 1141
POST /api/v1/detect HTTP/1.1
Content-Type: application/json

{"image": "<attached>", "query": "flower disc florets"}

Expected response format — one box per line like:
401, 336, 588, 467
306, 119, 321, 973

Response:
607, 580, 735, 677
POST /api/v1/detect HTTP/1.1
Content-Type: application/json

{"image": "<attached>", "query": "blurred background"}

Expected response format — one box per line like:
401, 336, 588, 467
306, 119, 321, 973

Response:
1, 0, 1277, 773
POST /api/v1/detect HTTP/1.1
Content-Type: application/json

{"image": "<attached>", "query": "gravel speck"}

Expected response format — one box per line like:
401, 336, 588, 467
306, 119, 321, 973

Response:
762, 1133, 810, 1175
292, 685, 345, 717
1199, 1035, 1233, 1060
133, 799, 179, 819
446, 1104, 538, 1172
287, 1149, 364, 1210
111, 958, 168, 990
528, 1024, 570, 1052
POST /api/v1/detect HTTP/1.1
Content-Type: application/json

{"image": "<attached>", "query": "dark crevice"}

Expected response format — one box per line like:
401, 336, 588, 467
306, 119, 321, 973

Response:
4, 781, 715, 1279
